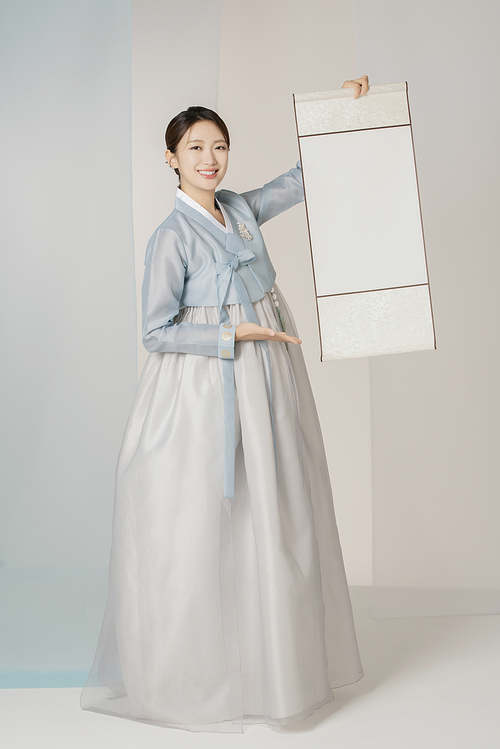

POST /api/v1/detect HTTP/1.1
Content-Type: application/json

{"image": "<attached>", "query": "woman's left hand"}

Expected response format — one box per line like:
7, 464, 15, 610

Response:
341, 75, 369, 98
234, 322, 302, 345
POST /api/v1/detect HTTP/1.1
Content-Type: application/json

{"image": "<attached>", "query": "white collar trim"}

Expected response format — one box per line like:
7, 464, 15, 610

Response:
176, 187, 233, 233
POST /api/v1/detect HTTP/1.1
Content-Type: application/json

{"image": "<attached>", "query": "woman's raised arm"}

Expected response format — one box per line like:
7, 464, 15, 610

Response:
239, 76, 369, 226
239, 161, 304, 227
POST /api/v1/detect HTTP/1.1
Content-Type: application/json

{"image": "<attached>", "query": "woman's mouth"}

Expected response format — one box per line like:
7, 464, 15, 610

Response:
198, 170, 218, 179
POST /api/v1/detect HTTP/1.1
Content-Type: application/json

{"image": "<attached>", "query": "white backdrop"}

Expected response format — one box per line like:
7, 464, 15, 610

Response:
2, 0, 497, 691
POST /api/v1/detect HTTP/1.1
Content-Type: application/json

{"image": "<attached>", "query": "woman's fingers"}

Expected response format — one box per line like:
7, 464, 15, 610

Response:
358, 76, 369, 97
277, 332, 302, 344
356, 74, 369, 97
234, 322, 302, 344
259, 331, 302, 344
342, 74, 369, 98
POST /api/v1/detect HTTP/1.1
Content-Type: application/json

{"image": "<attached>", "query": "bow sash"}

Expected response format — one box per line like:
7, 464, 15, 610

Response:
216, 232, 277, 499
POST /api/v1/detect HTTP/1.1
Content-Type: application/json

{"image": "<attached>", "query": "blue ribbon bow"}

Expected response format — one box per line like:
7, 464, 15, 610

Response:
215, 238, 277, 499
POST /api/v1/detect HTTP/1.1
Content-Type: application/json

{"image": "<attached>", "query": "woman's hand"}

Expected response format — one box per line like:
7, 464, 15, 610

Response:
341, 75, 369, 99
235, 322, 302, 345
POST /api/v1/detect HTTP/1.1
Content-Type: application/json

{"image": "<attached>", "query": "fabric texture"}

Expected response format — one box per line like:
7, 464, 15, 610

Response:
80, 165, 363, 732
140, 162, 304, 498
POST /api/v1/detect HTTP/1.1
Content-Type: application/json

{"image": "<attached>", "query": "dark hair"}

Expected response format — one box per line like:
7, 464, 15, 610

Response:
165, 106, 230, 179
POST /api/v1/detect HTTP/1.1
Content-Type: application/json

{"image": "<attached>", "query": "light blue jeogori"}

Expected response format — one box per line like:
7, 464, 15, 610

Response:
141, 162, 304, 498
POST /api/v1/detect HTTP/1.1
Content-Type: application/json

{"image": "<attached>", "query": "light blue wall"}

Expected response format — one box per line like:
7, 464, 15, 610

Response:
0, 0, 137, 685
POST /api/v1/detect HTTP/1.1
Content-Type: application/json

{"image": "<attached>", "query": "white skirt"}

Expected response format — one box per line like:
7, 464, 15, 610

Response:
80, 283, 363, 733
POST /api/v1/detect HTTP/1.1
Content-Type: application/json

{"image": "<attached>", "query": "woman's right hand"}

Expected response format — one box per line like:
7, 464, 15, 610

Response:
235, 322, 302, 345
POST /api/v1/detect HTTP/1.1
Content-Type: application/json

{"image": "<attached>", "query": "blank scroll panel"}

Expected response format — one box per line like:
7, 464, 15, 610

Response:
293, 82, 436, 360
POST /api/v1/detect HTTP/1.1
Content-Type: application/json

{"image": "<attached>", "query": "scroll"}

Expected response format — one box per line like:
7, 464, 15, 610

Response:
293, 82, 436, 360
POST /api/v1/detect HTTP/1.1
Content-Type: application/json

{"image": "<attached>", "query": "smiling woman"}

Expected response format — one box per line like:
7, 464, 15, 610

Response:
80, 100, 365, 733
167, 119, 229, 222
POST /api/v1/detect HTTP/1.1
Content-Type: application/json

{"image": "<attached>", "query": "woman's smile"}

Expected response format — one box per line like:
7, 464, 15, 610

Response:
198, 169, 219, 179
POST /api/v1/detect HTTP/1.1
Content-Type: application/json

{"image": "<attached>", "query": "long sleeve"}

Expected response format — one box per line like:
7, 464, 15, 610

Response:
240, 160, 304, 226
142, 227, 236, 357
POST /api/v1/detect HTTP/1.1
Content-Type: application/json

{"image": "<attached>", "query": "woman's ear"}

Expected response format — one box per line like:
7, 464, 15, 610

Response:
165, 149, 176, 168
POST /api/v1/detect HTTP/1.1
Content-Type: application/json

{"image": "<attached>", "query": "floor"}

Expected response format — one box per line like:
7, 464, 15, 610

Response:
2, 587, 499, 749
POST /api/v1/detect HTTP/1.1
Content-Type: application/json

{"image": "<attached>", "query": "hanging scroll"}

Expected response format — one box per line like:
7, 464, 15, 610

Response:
293, 82, 436, 360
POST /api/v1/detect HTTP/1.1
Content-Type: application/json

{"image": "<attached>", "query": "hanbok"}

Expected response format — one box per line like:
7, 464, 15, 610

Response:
80, 164, 363, 733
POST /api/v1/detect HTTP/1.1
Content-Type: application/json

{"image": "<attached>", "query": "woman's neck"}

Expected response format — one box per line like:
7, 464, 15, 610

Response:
179, 184, 218, 216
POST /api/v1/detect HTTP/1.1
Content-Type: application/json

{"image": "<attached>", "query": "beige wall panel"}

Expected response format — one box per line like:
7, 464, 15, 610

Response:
353, 0, 500, 616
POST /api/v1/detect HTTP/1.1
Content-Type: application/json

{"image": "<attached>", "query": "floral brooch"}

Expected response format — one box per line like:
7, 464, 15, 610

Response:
237, 222, 253, 241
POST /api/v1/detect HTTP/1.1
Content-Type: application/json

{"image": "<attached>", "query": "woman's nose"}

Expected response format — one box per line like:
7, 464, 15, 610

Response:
202, 150, 217, 164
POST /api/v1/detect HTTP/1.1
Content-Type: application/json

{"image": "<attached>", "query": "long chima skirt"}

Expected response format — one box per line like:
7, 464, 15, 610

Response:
80, 283, 363, 733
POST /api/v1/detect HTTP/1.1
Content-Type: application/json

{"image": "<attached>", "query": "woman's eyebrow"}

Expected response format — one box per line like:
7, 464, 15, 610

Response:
187, 138, 227, 144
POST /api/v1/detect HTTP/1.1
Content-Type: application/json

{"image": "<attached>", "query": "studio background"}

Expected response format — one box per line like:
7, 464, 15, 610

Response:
1, 0, 498, 687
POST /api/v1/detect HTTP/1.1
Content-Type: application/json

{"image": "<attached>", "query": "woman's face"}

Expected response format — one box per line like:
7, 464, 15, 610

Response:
166, 120, 229, 196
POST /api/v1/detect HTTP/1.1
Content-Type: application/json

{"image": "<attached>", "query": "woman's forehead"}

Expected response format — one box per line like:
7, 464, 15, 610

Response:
182, 120, 227, 144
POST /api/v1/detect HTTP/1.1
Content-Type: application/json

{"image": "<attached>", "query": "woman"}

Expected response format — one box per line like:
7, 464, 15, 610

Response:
80, 76, 368, 733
